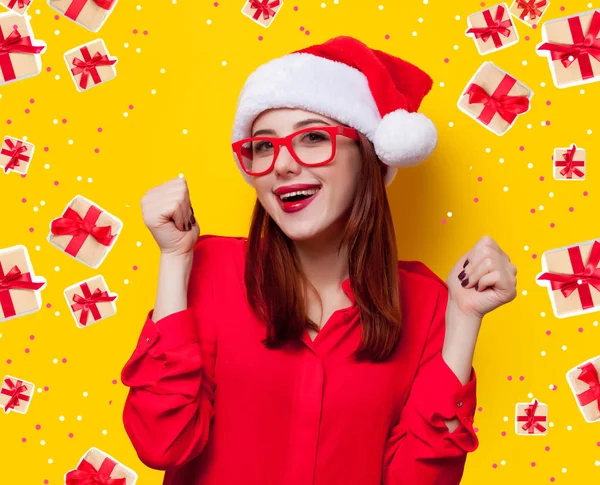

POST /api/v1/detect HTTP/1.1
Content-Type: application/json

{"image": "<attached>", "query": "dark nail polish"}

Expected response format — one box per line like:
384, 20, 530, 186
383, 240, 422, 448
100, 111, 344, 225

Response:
458, 270, 466, 280
463, 259, 469, 268
474, 282, 479, 291
190, 214, 196, 225
185, 222, 190, 231
461, 278, 469, 287
190, 206, 194, 215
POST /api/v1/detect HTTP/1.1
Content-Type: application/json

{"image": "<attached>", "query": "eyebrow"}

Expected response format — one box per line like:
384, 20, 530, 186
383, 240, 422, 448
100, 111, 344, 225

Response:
252, 118, 331, 137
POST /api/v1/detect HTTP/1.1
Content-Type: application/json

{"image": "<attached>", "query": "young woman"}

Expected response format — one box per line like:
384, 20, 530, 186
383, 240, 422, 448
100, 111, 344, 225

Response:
121, 36, 517, 485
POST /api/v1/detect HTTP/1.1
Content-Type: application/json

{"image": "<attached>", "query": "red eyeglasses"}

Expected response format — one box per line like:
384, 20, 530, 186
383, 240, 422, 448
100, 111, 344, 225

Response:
232, 125, 359, 177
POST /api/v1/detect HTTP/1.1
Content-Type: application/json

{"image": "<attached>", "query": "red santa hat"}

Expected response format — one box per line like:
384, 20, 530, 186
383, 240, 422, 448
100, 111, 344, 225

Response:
231, 35, 438, 187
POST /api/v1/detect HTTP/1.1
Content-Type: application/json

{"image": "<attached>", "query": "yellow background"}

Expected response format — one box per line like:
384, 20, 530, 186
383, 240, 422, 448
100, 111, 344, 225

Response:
0, 0, 599, 483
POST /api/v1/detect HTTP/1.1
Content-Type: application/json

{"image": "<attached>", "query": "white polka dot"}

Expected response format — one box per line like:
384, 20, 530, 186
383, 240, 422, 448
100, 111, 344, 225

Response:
87, 177, 93, 183
562, 468, 567, 473
136, 48, 142, 53
68, 139, 73, 145
453, 45, 459, 50
76, 175, 82, 181
527, 393, 533, 398
549, 384, 554, 390
178, 173, 184, 178
527, 162, 533, 169
37, 387, 42, 392
378, 4, 383, 9
54, 30, 60, 35
54, 311, 60, 317
124, 43, 129, 48
35, 246, 40, 251
77, 416, 82, 421
418, 17, 423, 23
206, 19, 212, 24
48, 459, 53, 464
183, 129, 188, 135
499, 158, 504, 163
580, 89, 585, 94
595, 460, 600, 466
527, 123, 532, 129
485, 148, 491, 153
151, 89, 157, 94
53, 119, 58, 125
549, 422, 554, 427
59, 415, 64, 421
549, 192, 554, 198
503, 416, 508, 422
124, 279, 129, 285
541, 312, 546, 317
124, 112, 129, 117
33, 206, 38, 212
83, 391, 88, 397
522, 290, 528, 296
447, 212, 453, 217
593, 321, 598, 327
539, 205, 544, 211
439, 82, 445, 87
587, 129, 593, 135
136, 5, 142, 10
541, 351, 546, 356
53, 358, 58, 364
40, 200, 45, 206
54, 266, 59, 272
562, 345, 567, 350
503, 186, 509, 192
412, 31, 417, 36
500, 460, 506, 466
448, 122, 454, 127
102, 429, 108, 435
136, 241, 142, 247
423, 0, 428, 3
160, 68, 166, 74
54, 75, 60, 80
221, 61, 227, 66
44, 163, 50, 169
541, 82, 546, 87
35, 9, 40, 13
567, 425, 572, 431
321, 2, 326, 7
40, 440, 45, 445
455, 15, 461, 20
522, 60, 528, 66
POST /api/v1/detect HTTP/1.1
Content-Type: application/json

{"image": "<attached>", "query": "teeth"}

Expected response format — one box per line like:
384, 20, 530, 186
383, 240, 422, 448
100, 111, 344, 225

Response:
279, 188, 320, 201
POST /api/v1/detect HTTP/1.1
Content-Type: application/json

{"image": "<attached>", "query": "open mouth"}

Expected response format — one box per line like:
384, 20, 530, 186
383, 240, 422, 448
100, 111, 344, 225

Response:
276, 188, 321, 212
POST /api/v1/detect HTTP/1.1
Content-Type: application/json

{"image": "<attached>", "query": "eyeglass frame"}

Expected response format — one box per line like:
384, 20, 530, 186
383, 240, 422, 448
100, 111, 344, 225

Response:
231, 125, 360, 177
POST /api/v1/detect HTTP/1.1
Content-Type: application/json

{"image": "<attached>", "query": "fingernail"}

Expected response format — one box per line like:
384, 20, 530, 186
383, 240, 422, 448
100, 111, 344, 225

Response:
190, 206, 194, 215
458, 270, 466, 280
190, 214, 196, 225
461, 278, 469, 287
474, 282, 479, 291
185, 222, 190, 231
463, 259, 469, 268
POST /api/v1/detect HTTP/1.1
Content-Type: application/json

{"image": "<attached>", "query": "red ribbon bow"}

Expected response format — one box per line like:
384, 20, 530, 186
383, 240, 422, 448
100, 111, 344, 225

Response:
1, 139, 30, 173
64, 0, 117, 22
555, 144, 585, 179
536, 240, 600, 311
7, 0, 32, 9
517, 399, 547, 434
65, 456, 126, 485
71, 282, 117, 326
0, 28, 46, 82
575, 362, 600, 410
1, 378, 30, 412
537, 11, 600, 81
466, 5, 513, 48
464, 78, 530, 126
515, 0, 546, 21
71, 46, 117, 90
249, 0, 280, 21
0, 263, 45, 319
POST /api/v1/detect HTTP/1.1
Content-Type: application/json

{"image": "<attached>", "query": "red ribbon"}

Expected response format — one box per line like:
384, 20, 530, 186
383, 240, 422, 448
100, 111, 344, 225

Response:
555, 144, 585, 179
517, 399, 547, 434
575, 362, 600, 411
249, 0, 280, 21
50, 204, 116, 258
464, 75, 530, 126
70, 46, 117, 90
0, 28, 46, 83
1, 138, 30, 173
515, 0, 547, 21
71, 282, 116, 326
7, 0, 31, 9
1, 378, 30, 413
466, 5, 513, 48
65, 456, 126, 485
64, 0, 117, 21
537, 11, 600, 81
0, 262, 45, 319
537, 240, 600, 311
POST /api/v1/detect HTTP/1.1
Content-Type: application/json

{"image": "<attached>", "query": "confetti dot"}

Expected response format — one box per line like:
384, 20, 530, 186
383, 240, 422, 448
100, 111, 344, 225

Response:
54, 266, 59, 271
541, 351, 546, 356
77, 416, 82, 421
48, 459, 53, 464
562, 345, 567, 350
83, 392, 88, 397
40, 440, 45, 445
59, 416, 64, 421
102, 429, 108, 435
124, 279, 129, 285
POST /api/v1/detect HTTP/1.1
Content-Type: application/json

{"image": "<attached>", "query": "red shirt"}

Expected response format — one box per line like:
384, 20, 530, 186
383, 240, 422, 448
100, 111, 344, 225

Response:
121, 234, 479, 485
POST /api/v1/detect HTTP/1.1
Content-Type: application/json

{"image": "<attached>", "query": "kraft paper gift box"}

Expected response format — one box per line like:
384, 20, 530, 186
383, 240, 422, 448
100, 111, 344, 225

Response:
48, 0, 118, 32
64, 275, 118, 328
0, 0, 33, 15
458, 62, 533, 135
0, 375, 34, 414
509, 0, 549, 27
47, 195, 122, 269
65, 39, 118, 92
65, 447, 138, 485
515, 399, 548, 435
0, 12, 47, 86
465, 3, 519, 55
553, 144, 586, 181
536, 10, 600, 88
241, 0, 283, 28
536, 238, 600, 319
567, 355, 600, 422
0, 245, 46, 322
0, 136, 34, 175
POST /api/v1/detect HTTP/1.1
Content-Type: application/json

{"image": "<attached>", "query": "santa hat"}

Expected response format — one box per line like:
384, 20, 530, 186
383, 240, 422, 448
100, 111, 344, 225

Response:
231, 35, 438, 187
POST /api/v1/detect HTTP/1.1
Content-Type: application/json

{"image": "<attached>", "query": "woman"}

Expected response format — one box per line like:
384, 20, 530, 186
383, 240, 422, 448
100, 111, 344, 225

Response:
121, 36, 517, 485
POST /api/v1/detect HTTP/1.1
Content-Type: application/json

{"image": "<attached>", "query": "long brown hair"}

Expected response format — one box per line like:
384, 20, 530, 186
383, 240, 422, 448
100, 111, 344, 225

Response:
244, 131, 403, 362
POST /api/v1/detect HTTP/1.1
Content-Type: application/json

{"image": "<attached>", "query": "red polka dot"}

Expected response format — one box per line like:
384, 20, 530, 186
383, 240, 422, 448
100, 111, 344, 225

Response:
29, 227, 34, 232
143, 30, 148, 35
21, 198, 26, 203
519, 376, 524, 381
444, 58, 449, 63
69, 432, 74, 438
129, 105, 134, 110
492, 463, 497, 468
36, 424, 41, 430
54, 14, 59, 19
546, 100, 551, 105
43, 386, 49, 391
532, 23, 537, 29
507, 375, 512, 381
133, 29, 138, 34
133, 265, 138, 270
62, 119, 67, 123
477, 407, 483, 412
214, 1, 219, 5
584, 191, 588, 196
560, 6, 565, 10
44, 146, 49, 152
94, 148, 100, 153
525, 35, 530, 41
531, 462, 536, 467
62, 358, 67, 363
25, 109, 30, 114
550, 478, 555, 482
519, 146, 524, 151
21, 437, 26, 442
540, 176, 545, 181
44, 481, 49, 484
530, 208, 536, 214
569, 207, 574, 212
293, 5, 298, 10
54, 181, 59, 186
258, 36, 263, 41
30, 335, 34, 340
7, 359, 11, 364
579, 327, 584, 332
501, 431, 506, 436
46, 303, 51, 308
546, 330, 551, 335
112, 379, 117, 384
305, 30, 310, 35
545, 446, 550, 451
299, 26, 304, 31
385, 34, 390, 39
29, 99, 34, 104
550, 222, 555, 228
545, 120, 551, 125
46, 67, 52, 72
7, 119, 11, 124
25, 348, 29, 353
97, 127, 103, 132
473, 197, 479, 203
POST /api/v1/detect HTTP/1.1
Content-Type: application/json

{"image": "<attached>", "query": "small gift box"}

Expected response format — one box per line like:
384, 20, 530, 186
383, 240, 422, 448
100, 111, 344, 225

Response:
64, 275, 117, 328
241, 0, 282, 28
537, 10, 600, 88
465, 3, 519, 55
0, 375, 34, 414
47, 195, 122, 269
509, 0, 549, 27
65, 447, 138, 485
515, 399, 548, 435
65, 39, 118, 92
48, 0, 118, 32
567, 355, 600, 422
458, 62, 533, 135
0, 12, 47, 86
0, 0, 33, 15
536, 238, 600, 319
553, 144, 586, 181
0, 245, 46, 322
0, 136, 34, 175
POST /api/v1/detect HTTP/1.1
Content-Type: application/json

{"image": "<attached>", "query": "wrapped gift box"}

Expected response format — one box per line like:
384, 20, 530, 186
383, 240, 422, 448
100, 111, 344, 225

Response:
47, 195, 122, 269
241, 0, 282, 28
65, 39, 118, 92
0, 12, 47, 86
0, 0, 33, 15
465, 3, 519, 55
0, 375, 34, 414
537, 10, 600, 88
515, 399, 548, 435
567, 355, 600, 422
64, 275, 117, 328
0, 136, 34, 175
0, 245, 46, 322
553, 144, 586, 180
65, 447, 137, 485
509, 0, 549, 27
536, 238, 600, 319
458, 62, 533, 135
48, 0, 118, 32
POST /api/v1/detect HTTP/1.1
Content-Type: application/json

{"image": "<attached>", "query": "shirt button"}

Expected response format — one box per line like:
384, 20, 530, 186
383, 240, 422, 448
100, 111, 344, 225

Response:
457, 401, 463, 408
145, 337, 151, 343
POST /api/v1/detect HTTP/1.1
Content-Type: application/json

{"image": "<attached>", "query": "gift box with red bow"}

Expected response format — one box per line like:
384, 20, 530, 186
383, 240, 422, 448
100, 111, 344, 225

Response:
567, 355, 600, 422
465, 3, 519, 55
64, 275, 118, 328
47, 195, 122, 269
536, 9, 600, 88
509, 0, 549, 27
0, 375, 34, 414
553, 144, 586, 181
48, 0, 118, 32
0, 136, 34, 175
0, 0, 32, 15
458, 62, 533, 135
0, 12, 47, 86
65, 39, 118, 92
515, 399, 548, 435
0, 245, 46, 322
536, 239, 600, 319
241, 0, 283, 28
64, 447, 138, 485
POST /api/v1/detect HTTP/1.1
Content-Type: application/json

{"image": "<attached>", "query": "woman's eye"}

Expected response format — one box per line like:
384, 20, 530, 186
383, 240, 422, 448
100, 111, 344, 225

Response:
304, 132, 327, 142
254, 141, 272, 152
